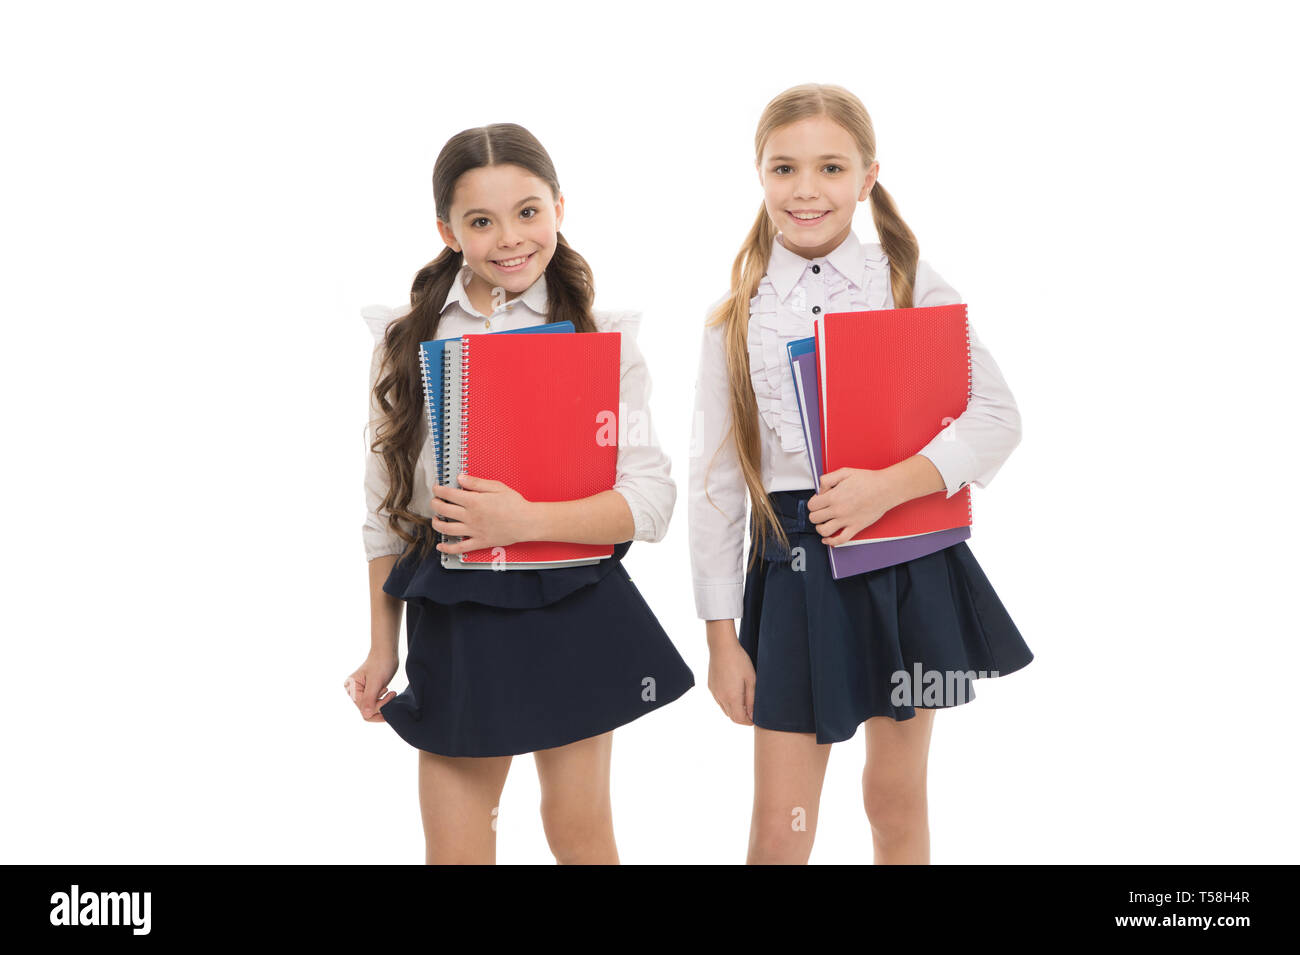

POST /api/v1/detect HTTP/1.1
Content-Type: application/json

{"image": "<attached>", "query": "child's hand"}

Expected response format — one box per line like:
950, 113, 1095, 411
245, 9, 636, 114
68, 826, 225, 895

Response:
706, 622, 755, 726
807, 467, 899, 547
431, 473, 534, 554
344, 651, 398, 722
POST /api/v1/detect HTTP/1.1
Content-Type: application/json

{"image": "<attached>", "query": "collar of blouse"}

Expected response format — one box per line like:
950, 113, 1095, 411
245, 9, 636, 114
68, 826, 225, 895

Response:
442, 262, 550, 320
765, 227, 876, 303
748, 227, 892, 454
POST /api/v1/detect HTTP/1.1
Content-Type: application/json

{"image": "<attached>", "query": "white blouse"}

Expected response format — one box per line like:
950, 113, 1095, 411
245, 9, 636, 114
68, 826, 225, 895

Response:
688, 229, 1023, 621
362, 263, 676, 562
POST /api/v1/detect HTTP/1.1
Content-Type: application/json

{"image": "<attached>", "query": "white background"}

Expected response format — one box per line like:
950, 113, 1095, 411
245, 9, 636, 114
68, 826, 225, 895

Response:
3, 0, 1297, 864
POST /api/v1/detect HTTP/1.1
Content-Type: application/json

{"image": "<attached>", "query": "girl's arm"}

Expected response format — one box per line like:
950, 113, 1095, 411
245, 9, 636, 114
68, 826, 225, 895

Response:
605, 310, 676, 543
360, 312, 410, 651
523, 490, 637, 547
688, 300, 758, 723
350, 312, 406, 720
368, 554, 403, 655
361, 328, 410, 563
455, 310, 674, 548
688, 299, 749, 622
899, 260, 1023, 505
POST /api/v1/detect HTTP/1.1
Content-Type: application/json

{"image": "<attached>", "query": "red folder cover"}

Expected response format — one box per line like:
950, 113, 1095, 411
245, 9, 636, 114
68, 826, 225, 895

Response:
457, 331, 620, 564
815, 304, 972, 543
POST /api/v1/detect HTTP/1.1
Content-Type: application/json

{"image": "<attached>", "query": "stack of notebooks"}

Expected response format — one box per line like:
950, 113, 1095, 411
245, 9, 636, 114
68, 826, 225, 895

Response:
786, 303, 974, 580
418, 321, 622, 570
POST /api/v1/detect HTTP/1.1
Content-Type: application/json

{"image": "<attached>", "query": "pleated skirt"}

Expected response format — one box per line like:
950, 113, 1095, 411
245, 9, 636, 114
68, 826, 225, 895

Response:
379, 536, 695, 758
738, 489, 1033, 744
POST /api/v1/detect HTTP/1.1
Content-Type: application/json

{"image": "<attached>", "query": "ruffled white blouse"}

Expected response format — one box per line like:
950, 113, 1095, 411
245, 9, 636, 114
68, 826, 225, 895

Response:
361, 264, 676, 561
687, 228, 1022, 620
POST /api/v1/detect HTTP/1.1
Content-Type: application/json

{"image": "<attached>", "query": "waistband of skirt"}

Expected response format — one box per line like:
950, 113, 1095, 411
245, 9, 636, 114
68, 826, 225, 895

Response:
749, 488, 818, 541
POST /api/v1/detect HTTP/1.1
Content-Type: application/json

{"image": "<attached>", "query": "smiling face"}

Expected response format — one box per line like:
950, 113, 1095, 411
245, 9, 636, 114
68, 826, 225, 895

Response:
436, 163, 564, 307
756, 114, 879, 260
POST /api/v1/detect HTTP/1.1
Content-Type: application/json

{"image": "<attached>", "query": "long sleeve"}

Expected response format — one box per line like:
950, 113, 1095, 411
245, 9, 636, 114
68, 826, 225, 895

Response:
688, 303, 748, 620
361, 308, 407, 561
913, 260, 1023, 498
602, 310, 677, 543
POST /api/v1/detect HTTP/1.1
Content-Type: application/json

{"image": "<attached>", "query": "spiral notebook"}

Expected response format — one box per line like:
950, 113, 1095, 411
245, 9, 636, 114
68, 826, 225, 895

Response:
418, 320, 573, 472
787, 336, 969, 579
812, 303, 974, 548
417, 321, 594, 570
439, 331, 622, 570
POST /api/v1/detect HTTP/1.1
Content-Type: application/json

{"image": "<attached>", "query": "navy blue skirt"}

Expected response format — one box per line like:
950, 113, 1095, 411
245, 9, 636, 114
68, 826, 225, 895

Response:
378, 535, 695, 758
738, 489, 1033, 744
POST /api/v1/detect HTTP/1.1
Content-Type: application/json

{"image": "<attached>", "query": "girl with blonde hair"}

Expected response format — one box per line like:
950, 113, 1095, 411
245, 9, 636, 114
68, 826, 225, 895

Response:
690, 84, 1033, 864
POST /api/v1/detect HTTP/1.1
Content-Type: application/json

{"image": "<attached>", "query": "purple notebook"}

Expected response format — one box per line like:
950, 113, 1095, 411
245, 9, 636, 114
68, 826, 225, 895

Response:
787, 337, 969, 579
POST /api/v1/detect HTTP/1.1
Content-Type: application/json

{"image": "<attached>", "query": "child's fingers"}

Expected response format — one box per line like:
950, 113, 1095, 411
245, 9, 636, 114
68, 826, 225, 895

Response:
438, 537, 480, 554
819, 468, 848, 488
432, 483, 471, 505
720, 689, 750, 726
818, 519, 844, 540
429, 497, 469, 520
710, 687, 733, 721
743, 675, 755, 724
365, 689, 397, 721
346, 672, 385, 720
824, 525, 858, 546
357, 675, 387, 719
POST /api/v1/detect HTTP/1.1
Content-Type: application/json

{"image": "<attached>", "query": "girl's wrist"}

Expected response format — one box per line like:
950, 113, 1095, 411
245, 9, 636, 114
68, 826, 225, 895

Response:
882, 455, 945, 509
880, 463, 910, 510
705, 620, 738, 646
521, 499, 549, 543
370, 636, 398, 658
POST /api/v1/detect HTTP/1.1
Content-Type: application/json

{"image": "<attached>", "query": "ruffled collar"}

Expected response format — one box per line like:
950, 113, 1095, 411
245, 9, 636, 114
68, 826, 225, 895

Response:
766, 228, 873, 303
441, 262, 549, 319
746, 228, 891, 457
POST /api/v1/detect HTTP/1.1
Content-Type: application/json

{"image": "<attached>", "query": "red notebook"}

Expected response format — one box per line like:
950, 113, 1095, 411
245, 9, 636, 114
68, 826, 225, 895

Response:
456, 331, 620, 565
814, 304, 972, 543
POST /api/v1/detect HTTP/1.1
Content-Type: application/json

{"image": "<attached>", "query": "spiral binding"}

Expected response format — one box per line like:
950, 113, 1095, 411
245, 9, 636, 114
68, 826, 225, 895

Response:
438, 342, 460, 549
962, 304, 973, 529
418, 344, 438, 461
457, 337, 478, 556
458, 334, 472, 506
441, 344, 455, 490
417, 343, 443, 546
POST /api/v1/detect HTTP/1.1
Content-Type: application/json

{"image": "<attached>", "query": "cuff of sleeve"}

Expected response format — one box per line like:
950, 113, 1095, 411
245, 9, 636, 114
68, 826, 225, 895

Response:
363, 528, 407, 562
916, 436, 978, 500
613, 484, 665, 543
695, 582, 743, 621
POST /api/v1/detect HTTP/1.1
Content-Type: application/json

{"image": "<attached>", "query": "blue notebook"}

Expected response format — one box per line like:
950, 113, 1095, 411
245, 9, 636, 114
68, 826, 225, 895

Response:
419, 320, 574, 469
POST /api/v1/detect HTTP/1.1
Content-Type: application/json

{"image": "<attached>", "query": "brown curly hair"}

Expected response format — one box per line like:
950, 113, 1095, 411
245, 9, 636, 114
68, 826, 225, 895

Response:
370, 123, 600, 564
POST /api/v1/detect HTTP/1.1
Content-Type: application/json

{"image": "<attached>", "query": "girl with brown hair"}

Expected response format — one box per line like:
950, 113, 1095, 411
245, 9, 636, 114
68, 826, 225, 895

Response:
347, 123, 693, 864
